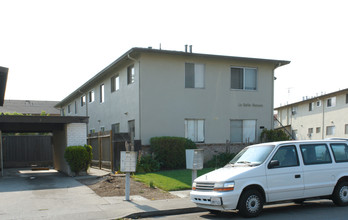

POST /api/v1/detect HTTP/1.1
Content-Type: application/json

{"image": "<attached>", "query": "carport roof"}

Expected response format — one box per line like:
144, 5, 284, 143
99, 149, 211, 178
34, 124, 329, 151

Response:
0, 115, 88, 133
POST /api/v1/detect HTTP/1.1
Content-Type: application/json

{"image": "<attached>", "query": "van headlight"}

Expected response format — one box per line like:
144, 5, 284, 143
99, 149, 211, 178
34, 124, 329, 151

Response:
214, 181, 235, 191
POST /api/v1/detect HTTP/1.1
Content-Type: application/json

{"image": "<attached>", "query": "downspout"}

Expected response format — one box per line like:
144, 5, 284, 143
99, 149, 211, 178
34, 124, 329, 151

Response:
128, 54, 141, 143
322, 98, 325, 139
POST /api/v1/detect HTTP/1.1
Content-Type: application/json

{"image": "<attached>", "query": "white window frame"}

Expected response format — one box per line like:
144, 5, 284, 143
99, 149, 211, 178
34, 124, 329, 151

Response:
127, 65, 135, 85
185, 63, 205, 89
230, 119, 256, 143
327, 97, 336, 108
230, 66, 257, 91
81, 95, 86, 106
100, 84, 105, 103
88, 90, 94, 103
326, 125, 335, 135
111, 75, 120, 92
185, 119, 205, 143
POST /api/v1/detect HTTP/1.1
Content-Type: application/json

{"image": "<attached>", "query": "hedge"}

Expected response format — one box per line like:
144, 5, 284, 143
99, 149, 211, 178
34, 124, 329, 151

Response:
64, 145, 93, 175
150, 136, 197, 170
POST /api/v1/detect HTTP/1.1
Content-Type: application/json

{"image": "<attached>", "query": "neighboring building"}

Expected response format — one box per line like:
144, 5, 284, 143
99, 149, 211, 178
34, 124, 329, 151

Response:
275, 88, 348, 140
55, 47, 289, 146
0, 100, 60, 116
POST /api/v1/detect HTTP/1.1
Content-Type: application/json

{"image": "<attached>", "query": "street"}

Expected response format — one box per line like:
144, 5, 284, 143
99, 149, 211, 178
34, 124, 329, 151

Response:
145, 199, 348, 220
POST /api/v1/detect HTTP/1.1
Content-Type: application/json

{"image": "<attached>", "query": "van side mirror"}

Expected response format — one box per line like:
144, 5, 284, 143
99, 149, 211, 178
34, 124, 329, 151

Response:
268, 160, 280, 169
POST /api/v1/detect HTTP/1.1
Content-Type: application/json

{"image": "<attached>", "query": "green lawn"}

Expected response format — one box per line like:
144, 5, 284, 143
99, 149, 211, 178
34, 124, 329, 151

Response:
133, 168, 215, 191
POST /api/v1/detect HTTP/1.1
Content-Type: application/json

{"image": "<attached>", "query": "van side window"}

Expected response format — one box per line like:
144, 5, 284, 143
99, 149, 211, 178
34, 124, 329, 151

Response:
330, 144, 348, 162
300, 144, 332, 165
269, 145, 299, 168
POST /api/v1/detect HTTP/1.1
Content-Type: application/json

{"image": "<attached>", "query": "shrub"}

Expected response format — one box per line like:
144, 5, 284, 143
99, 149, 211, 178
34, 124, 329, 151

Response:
136, 155, 160, 173
261, 129, 290, 142
205, 152, 236, 168
64, 145, 90, 175
150, 136, 197, 170
84, 144, 93, 169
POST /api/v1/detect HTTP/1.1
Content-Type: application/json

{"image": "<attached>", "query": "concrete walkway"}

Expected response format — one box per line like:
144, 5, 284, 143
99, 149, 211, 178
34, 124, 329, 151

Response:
0, 168, 203, 220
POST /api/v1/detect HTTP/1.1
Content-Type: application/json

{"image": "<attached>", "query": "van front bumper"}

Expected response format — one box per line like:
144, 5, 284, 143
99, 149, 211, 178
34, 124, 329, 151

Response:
190, 190, 240, 211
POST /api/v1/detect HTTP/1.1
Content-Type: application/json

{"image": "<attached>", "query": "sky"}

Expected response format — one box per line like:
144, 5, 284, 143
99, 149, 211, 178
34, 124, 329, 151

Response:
1, 0, 347, 107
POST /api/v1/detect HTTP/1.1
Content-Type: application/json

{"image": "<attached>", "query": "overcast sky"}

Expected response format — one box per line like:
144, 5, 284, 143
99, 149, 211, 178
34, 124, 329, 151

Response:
1, 0, 347, 107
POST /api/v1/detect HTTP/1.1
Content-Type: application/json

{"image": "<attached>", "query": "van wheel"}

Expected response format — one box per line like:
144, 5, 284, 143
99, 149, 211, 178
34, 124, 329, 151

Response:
238, 189, 263, 218
333, 181, 348, 206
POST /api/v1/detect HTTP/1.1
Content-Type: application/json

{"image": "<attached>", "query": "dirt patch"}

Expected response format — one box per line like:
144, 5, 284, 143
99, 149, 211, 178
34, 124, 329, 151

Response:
78, 174, 178, 200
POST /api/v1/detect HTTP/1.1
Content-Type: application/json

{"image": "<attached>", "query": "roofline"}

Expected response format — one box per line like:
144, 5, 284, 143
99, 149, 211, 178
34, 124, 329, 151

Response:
275, 88, 348, 110
55, 47, 291, 108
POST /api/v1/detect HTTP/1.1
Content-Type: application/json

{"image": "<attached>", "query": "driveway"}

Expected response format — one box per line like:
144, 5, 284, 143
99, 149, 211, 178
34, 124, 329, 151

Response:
0, 168, 111, 220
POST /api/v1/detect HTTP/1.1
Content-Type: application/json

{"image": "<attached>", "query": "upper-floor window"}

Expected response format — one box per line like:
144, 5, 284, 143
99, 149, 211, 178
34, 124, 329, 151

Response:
316, 100, 321, 107
346, 94, 348, 104
68, 104, 71, 114
309, 102, 313, 111
111, 75, 120, 92
326, 125, 335, 135
81, 95, 86, 106
327, 97, 336, 107
88, 90, 94, 103
74, 101, 77, 114
100, 84, 105, 103
127, 65, 135, 84
185, 63, 205, 88
231, 67, 257, 90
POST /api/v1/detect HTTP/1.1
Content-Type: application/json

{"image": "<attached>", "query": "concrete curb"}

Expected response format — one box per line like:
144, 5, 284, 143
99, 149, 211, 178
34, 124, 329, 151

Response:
124, 207, 206, 219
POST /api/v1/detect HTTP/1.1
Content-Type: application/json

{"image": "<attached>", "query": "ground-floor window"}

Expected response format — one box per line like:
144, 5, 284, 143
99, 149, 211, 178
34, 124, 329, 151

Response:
326, 125, 335, 135
185, 119, 205, 143
230, 119, 256, 143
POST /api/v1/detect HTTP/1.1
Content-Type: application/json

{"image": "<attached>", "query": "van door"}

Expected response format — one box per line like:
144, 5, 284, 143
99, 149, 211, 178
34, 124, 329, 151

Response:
299, 143, 335, 197
266, 145, 304, 202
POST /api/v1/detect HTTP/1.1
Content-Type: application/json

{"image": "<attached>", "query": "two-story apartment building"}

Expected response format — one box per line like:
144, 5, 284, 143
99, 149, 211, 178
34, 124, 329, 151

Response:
275, 88, 348, 140
55, 47, 289, 146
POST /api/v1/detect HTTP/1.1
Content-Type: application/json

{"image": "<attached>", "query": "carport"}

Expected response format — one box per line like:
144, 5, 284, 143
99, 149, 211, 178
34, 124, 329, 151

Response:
0, 115, 88, 176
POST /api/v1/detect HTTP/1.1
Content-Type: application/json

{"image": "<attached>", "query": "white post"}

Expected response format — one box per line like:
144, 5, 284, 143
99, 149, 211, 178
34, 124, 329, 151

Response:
125, 172, 131, 201
192, 169, 197, 184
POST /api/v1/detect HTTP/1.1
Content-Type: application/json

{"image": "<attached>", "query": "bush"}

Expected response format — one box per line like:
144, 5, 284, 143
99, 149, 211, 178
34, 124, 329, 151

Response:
205, 152, 236, 168
64, 145, 91, 175
150, 136, 197, 170
136, 155, 160, 173
84, 144, 93, 169
261, 129, 290, 142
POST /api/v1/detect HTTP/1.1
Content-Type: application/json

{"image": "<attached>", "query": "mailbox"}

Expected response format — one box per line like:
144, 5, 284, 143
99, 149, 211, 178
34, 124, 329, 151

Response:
120, 151, 137, 172
186, 149, 204, 170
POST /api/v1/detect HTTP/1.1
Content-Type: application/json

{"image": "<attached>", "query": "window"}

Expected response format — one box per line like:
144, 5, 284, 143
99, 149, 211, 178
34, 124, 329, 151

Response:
88, 90, 94, 103
185, 119, 205, 142
81, 95, 86, 106
309, 102, 313, 111
330, 144, 348, 162
230, 120, 256, 143
291, 106, 297, 115
270, 145, 299, 168
316, 100, 321, 107
127, 65, 135, 84
112, 123, 120, 134
231, 67, 257, 90
345, 124, 348, 134
316, 127, 321, 133
100, 84, 104, 103
74, 101, 77, 114
327, 97, 336, 107
308, 128, 313, 135
68, 104, 71, 114
346, 94, 348, 104
300, 144, 332, 165
185, 63, 205, 88
326, 126, 335, 135
111, 75, 120, 92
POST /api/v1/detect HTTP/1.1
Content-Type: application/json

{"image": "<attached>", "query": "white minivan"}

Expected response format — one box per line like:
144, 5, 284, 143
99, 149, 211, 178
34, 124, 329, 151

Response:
190, 139, 348, 217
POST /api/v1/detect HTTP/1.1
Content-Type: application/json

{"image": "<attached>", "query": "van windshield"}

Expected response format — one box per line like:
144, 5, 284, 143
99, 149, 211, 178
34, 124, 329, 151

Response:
229, 145, 275, 166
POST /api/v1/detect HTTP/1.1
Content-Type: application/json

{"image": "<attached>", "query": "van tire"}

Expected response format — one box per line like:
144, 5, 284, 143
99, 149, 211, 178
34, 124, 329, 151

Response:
332, 181, 348, 206
238, 189, 263, 218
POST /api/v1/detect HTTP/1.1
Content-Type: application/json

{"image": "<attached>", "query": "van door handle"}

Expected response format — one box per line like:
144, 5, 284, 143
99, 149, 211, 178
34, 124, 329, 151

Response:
295, 174, 301, 178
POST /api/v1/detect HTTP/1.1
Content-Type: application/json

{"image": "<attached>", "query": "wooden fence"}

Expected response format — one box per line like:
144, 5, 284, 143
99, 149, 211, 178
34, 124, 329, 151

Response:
2, 135, 53, 168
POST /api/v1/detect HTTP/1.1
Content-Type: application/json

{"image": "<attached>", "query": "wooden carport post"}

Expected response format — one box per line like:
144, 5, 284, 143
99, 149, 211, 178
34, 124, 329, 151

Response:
0, 130, 3, 177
